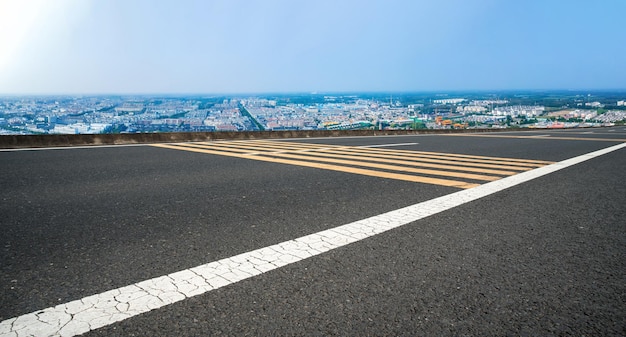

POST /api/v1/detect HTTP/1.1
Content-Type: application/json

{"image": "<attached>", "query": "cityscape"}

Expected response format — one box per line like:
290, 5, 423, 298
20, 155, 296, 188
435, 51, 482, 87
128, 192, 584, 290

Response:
1, 91, 625, 136
2, 0, 626, 335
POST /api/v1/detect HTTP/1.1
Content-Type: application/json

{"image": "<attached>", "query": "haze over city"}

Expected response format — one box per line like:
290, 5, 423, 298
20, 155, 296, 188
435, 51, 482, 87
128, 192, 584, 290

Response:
1, 0, 625, 95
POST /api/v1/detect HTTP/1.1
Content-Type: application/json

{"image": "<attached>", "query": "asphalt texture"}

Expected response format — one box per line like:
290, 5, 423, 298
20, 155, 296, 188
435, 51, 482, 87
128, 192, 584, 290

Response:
1, 128, 625, 336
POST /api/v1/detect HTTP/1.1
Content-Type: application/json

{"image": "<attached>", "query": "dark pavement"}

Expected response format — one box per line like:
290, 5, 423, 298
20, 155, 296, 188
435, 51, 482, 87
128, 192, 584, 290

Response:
1, 128, 624, 336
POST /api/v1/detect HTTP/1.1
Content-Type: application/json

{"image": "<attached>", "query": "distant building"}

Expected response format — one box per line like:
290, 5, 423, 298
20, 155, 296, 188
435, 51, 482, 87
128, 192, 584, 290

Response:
471, 100, 509, 106
492, 106, 544, 117
114, 102, 144, 113
216, 124, 238, 131
585, 101, 603, 108
459, 105, 487, 114
433, 98, 465, 105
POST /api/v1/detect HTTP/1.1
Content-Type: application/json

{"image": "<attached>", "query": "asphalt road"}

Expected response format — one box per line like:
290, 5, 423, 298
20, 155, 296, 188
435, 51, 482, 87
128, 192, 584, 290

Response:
1, 128, 625, 336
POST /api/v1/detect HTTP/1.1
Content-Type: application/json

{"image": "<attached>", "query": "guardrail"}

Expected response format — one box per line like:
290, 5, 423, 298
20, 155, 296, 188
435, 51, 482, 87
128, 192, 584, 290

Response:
0, 128, 535, 149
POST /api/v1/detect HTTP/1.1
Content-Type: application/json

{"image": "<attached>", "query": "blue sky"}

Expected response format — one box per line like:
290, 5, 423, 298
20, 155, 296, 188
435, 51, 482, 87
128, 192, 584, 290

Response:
0, 0, 625, 94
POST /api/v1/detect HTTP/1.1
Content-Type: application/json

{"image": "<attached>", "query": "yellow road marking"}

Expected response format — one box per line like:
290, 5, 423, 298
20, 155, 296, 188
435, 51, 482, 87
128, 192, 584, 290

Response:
179, 143, 501, 181
214, 142, 341, 156
151, 143, 480, 189
196, 141, 540, 170
315, 147, 549, 167
248, 140, 555, 164
150, 140, 554, 189
201, 142, 536, 169
310, 148, 535, 170
190, 142, 528, 175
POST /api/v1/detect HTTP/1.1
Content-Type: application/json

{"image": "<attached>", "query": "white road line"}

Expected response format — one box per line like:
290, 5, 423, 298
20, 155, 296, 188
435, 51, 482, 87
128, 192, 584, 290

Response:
0, 142, 415, 152
242, 143, 418, 155
357, 142, 418, 148
0, 144, 147, 152
242, 146, 341, 156
1, 142, 625, 337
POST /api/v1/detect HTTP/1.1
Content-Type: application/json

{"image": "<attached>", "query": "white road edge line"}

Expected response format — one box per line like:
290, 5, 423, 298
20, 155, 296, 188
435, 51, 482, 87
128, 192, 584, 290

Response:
1, 142, 624, 337
357, 142, 418, 148
0, 141, 415, 152
0, 144, 148, 152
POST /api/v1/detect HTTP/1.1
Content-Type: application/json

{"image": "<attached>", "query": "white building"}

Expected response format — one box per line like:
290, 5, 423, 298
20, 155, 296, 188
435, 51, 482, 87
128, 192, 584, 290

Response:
492, 106, 545, 117
585, 101, 603, 108
433, 98, 465, 104
460, 105, 487, 114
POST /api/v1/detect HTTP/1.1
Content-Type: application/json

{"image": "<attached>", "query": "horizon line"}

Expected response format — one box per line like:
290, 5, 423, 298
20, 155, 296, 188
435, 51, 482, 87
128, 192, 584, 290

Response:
2, 88, 626, 97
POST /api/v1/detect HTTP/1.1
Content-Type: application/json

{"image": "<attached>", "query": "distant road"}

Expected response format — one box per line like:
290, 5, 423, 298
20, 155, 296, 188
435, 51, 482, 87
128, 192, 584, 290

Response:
1, 128, 625, 336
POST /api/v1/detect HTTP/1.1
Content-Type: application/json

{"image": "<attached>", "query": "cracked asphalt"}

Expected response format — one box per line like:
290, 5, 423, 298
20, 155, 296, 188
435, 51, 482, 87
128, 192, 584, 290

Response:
1, 128, 625, 336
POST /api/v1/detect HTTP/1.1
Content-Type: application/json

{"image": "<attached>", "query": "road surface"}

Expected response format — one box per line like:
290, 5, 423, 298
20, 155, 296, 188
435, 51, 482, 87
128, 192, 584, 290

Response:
1, 128, 625, 336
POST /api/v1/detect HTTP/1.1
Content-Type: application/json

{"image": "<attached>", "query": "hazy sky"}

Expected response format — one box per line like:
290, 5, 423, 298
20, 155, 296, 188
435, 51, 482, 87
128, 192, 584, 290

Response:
1, 0, 625, 94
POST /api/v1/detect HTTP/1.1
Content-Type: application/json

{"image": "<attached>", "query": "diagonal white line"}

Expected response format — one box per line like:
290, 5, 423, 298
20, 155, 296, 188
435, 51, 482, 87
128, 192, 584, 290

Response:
1, 142, 624, 337
356, 142, 418, 148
